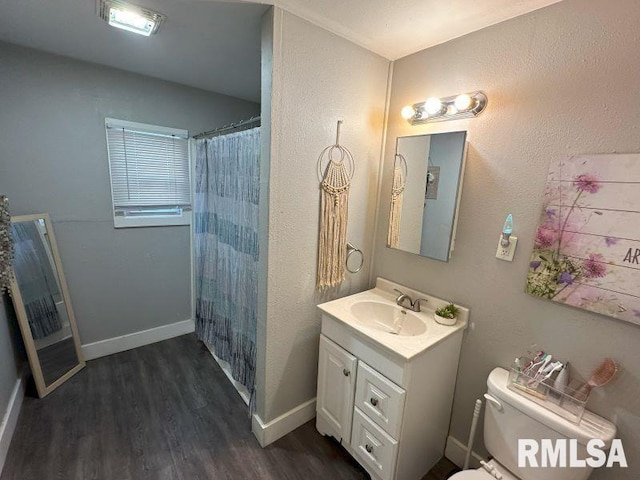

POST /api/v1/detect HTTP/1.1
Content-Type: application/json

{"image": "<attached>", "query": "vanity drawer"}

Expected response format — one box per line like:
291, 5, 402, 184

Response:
355, 361, 406, 439
351, 407, 398, 480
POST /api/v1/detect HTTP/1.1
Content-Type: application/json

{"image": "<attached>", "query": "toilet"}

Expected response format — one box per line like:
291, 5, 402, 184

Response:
450, 367, 617, 480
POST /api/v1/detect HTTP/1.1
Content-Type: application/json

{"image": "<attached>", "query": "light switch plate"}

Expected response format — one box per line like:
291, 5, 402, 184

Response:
496, 235, 518, 261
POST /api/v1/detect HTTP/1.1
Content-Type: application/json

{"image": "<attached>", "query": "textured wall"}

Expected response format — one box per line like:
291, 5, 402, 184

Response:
371, 1, 640, 477
255, 8, 274, 421
0, 42, 259, 344
0, 296, 20, 421
258, 8, 389, 422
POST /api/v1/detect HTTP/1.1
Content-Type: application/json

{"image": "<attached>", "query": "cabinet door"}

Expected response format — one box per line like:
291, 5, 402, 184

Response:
316, 335, 357, 443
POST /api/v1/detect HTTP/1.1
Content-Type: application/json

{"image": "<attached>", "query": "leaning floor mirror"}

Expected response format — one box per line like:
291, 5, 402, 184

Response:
9, 214, 85, 398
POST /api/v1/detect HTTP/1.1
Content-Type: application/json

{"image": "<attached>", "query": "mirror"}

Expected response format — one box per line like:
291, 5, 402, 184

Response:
387, 131, 467, 261
9, 214, 85, 397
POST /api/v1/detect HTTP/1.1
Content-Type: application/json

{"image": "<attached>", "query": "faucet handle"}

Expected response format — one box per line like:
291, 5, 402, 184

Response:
393, 288, 408, 301
412, 298, 429, 312
393, 288, 409, 307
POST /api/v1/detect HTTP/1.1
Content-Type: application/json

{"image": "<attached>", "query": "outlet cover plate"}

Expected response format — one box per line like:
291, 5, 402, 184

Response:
496, 235, 518, 261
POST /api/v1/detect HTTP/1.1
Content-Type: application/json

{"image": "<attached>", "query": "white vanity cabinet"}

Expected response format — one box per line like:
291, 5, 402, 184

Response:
315, 311, 465, 480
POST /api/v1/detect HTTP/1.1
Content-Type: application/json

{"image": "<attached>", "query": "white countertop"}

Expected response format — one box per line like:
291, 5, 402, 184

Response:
317, 278, 469, 360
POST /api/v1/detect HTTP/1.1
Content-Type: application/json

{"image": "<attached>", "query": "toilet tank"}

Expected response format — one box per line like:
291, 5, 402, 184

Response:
484, 368, 616, 480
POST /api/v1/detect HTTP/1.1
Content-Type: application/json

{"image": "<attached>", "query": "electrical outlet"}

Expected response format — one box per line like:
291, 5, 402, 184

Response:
496, 235, 518, 261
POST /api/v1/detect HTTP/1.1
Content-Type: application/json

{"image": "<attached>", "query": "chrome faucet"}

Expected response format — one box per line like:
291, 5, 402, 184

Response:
393, 289, 428, 312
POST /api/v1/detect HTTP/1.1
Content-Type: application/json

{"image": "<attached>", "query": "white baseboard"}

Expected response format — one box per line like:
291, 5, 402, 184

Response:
0, 378, 25, 475
252, 398, 316, 447
82, 319, 195, 360
445, 434, 485, 470
204, 345, 250, 406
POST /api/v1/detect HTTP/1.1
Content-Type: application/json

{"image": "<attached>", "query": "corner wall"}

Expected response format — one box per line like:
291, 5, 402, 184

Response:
371, 1, 640, 477
256, 7, 390, 433
0, 296, 19, 422
0, 42, 259, 346
0, 295, 21, 473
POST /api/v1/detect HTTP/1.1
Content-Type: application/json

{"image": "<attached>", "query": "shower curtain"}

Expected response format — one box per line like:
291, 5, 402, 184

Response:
194, 127, 260, 403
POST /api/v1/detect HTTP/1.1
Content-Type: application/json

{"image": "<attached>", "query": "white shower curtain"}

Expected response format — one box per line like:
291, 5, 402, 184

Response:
194, 127, 260, 403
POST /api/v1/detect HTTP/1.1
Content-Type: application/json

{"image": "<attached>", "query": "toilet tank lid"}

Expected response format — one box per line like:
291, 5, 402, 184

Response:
487, 368, 617, 448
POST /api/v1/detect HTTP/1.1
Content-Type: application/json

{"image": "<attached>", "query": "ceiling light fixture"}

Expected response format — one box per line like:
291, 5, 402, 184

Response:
98, 0, 166, 36
401, 91, 488, 124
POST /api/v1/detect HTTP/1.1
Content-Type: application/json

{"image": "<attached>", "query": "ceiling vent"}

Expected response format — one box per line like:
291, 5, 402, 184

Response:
98, 0, 166, 36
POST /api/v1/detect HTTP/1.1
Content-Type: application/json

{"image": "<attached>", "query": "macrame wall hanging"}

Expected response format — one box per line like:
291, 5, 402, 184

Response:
0, 195, 14, 292
388, 154, 407, 249
317, 120, 355, 290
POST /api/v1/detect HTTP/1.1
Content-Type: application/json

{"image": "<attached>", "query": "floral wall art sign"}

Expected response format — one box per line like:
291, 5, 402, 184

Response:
526, 154, 640, 325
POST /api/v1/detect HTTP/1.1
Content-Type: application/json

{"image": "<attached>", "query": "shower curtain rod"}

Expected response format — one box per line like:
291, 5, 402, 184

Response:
193, 115, 261, 140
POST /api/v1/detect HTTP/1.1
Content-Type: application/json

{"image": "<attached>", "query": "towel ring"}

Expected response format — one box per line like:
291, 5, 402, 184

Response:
346, 242, 364, 274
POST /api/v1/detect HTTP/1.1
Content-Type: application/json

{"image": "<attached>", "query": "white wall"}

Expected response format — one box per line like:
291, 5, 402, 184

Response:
257, 8, 389, 424
371, 1, 640, 478
0, 296, 20, 421
255, 8, 275, 428
0, 41, 259, 345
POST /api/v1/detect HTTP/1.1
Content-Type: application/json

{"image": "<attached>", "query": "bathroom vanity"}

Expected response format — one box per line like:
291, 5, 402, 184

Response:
315, 278, 469, 480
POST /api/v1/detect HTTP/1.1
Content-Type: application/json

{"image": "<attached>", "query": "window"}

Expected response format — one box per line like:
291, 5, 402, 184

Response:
105, 118, 191, 228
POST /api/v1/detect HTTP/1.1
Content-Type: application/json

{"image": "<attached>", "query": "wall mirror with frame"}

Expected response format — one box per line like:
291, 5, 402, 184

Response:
387, 131, 468, 262
9, 213, 85, 397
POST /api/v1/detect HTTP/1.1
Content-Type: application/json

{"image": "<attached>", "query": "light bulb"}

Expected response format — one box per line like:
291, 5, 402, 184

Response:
401, 105, 416, 120
109, 7, 156, 36
501, 213, 514, 248
454, 94, 474, 112
425, 97, 443, 115
503, 214, 513, 235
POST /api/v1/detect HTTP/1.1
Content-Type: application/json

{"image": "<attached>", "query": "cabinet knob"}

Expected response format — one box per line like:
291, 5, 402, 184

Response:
365, 444, 374, 454
369, 398, 378, 407
343, 368, 350, 377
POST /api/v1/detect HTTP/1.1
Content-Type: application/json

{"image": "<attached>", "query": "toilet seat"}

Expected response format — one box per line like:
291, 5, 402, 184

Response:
449, 459, 519, 480
450, 470, 493, 479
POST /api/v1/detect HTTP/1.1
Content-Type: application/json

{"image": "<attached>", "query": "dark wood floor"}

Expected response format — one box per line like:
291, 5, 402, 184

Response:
423, 458, 459, 480
2, 334, 459, 480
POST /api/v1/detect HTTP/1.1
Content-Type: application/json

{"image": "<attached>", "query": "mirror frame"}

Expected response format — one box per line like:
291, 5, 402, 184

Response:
9, 213, 85, 397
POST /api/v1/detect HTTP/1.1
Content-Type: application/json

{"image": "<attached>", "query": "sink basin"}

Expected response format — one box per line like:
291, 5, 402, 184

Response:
318, 278, 469, 358
350, 300, 427, 336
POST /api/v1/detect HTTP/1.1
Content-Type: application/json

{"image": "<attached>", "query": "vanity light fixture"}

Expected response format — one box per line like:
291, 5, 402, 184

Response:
401, 91, 487, 124
98, 0, 166, 36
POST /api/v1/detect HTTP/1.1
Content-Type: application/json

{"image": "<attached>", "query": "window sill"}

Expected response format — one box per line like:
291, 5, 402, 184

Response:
114, 212, 191, 228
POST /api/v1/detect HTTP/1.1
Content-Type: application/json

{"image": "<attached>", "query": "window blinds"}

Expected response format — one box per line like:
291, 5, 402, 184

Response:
106, 120, 190, 212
